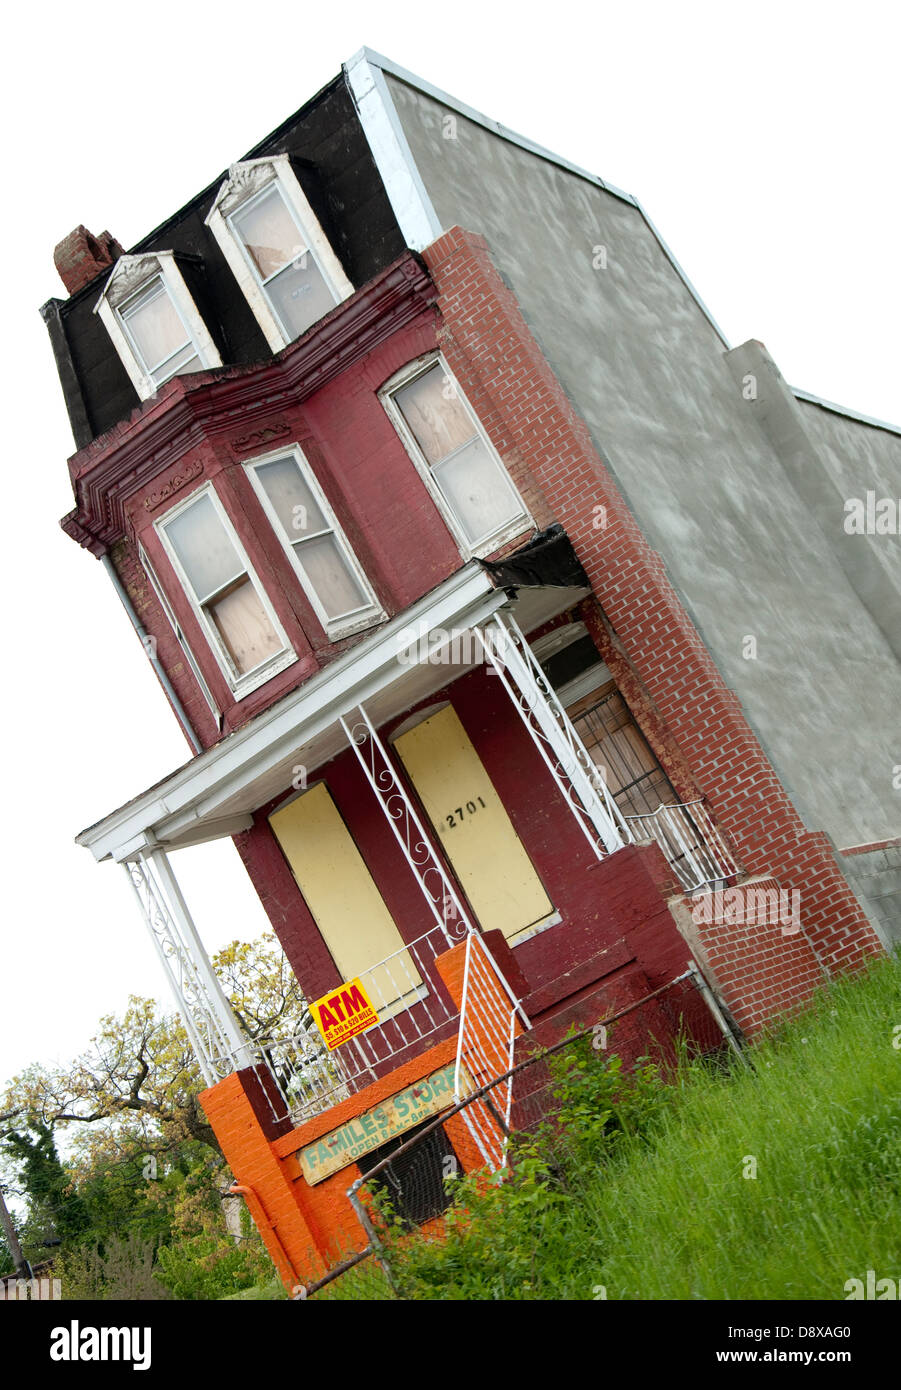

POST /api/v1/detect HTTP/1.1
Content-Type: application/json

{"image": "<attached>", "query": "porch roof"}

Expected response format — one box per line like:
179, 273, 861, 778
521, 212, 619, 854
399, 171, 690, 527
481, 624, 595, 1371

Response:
77, 562, 588, 863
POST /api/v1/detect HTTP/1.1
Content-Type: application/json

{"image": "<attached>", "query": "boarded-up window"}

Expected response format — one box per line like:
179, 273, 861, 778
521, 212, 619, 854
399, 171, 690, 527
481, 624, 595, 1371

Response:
162, 491, 283, 678
248, 451, 378, 633
269, 783, 422, 1015
231, 183, 336, 340
568, 685, 674, 817
388, 361, 528, 548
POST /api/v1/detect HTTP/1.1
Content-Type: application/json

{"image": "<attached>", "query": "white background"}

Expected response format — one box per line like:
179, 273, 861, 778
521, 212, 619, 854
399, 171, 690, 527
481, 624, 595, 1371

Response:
1, 0, 897, 1086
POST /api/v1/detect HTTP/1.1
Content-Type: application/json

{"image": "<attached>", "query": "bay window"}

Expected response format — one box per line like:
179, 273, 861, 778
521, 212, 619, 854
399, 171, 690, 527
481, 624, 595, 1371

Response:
157, 488, 294, 698
139, 544, 220, 723
246, 447, 384, 639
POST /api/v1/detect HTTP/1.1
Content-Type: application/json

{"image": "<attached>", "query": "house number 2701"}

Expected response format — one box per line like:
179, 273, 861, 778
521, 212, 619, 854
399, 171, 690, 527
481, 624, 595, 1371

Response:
445, 796, 487, 829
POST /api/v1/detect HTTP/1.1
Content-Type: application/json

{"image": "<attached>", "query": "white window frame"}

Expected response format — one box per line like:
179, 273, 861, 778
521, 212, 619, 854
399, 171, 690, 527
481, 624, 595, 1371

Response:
205, 155, 354, 352
380, 353, 533, 560
155, 484, 296, 701
138, 543, 221, 725
245, 445, 385, 641
95, 252, 221, 401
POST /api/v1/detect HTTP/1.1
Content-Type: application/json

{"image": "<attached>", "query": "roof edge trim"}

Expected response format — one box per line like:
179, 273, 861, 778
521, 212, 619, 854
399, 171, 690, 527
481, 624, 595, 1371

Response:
791, 387, 901, 437
356, 46, 639, 208
344, 49, 442, 251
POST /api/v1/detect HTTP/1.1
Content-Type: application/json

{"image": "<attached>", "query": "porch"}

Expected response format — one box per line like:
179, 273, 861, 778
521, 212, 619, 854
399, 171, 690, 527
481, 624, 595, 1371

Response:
80, 557, 739, 1132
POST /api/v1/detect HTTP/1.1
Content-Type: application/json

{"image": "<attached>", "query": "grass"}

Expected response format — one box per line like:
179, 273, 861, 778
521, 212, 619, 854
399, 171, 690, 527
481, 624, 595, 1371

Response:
318, 954, 901, 1300
220, 1278, 288, 1300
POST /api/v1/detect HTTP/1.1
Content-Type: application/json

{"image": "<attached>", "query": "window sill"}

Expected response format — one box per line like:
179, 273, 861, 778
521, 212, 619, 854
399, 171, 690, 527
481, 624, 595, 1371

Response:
467, 518, 535, 563
231, 649, 299, 702
325, 610, 389, 643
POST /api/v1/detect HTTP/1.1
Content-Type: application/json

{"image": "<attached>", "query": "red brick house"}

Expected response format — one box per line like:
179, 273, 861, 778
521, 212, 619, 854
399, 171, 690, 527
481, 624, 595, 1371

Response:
45, 52, 897, 1288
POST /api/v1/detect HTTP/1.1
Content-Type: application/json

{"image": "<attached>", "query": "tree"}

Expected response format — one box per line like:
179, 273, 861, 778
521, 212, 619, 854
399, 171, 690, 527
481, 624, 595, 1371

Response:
0, 933, 307, 1297
2, 934, 307, 1161
5, 1122, 90, 1245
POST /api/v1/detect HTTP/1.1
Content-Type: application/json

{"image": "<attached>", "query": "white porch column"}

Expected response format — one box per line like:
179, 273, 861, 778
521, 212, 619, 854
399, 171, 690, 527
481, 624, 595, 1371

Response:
340, 703, 476, 946
474, 612, 630, 858
123, 847, 254, 1087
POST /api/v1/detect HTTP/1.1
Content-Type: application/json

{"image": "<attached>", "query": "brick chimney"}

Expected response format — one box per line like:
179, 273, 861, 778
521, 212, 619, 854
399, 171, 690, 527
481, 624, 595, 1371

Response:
54, 227, 125, 296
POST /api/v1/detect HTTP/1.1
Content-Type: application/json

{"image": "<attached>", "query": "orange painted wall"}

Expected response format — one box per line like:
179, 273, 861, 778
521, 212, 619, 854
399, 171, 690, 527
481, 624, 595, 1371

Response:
201, 937, 525, 1290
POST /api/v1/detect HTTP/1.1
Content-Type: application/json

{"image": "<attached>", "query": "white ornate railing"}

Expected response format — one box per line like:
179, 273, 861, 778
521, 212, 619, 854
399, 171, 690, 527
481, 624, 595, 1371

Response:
124, 850, 252, 1086
231, 923, 462, 1126
622, 799, 740, 891
475, 614, 630, 858
340, 704, 476, 944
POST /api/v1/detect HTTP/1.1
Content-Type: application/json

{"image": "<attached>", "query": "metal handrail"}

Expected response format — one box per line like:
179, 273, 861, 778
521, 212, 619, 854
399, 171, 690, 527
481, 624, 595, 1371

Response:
622, 799, 740, 891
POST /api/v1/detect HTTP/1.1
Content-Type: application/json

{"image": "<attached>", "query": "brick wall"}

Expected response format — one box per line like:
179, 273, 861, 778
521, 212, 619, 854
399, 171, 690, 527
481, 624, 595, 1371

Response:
421, 225, 884, 998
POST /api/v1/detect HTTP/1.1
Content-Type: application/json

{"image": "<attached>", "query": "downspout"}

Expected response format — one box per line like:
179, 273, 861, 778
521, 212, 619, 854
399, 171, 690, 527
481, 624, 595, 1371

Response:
228, 1183, 301, 1290
100, 552, 202, 755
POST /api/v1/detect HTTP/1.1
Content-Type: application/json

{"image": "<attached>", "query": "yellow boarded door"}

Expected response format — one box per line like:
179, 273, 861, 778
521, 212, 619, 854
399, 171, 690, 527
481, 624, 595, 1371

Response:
393, 705, 554, 941
269, 782, 422, 1015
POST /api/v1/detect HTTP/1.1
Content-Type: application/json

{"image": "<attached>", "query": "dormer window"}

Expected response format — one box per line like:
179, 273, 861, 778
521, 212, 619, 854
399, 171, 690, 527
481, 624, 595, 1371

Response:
95, 253, 221, 401
119, 277, 201, 385
206, 156, 353, 351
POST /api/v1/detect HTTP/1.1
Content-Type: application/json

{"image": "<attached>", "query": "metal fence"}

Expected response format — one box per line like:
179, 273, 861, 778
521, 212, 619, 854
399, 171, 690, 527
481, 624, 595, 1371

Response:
296, 964, 735, 1301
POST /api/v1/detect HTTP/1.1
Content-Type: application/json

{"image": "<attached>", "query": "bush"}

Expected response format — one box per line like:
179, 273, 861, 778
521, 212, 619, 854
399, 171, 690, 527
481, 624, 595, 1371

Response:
154, 1184, 275, 1301
57, 1235, 171, 1301
360, 1040, 675, 1301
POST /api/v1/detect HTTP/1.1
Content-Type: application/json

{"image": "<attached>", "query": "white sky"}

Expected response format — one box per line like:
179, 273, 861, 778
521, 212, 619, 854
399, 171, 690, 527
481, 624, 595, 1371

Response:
2, 0, 898, 1088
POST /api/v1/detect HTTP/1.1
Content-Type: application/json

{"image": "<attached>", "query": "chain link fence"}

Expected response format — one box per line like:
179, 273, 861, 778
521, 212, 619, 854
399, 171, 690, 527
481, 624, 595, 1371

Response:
295, 966, 733, 1300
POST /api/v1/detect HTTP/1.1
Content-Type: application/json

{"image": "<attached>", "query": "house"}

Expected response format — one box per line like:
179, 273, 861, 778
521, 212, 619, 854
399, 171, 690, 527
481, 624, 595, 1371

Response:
44, 50, 900, 1289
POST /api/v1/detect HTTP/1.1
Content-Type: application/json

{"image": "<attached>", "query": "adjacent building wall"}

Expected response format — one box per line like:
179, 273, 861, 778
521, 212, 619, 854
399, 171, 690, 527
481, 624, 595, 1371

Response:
383, 74, 901, 851
840, 842, 901, 948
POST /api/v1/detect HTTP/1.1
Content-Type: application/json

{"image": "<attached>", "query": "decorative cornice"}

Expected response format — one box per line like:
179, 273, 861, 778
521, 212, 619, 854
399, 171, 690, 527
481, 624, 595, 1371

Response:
63, 252, 438, 551
60, 508, 107, 557
143, 457, 205, 512
207, 157, 286, 222
229, 421, 292, 456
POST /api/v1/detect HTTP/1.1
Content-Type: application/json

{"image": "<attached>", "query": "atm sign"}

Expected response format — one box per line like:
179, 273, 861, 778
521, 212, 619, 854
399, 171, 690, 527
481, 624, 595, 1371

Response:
310, 978, 379, 1050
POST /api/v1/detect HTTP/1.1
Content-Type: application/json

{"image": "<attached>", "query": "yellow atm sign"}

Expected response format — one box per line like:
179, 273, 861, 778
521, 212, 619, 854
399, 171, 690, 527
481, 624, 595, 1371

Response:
310, 978, 379, 1050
